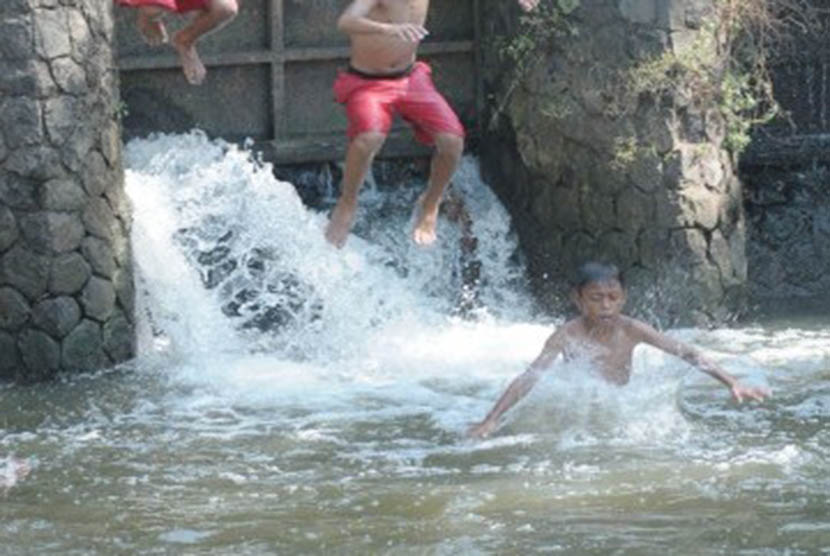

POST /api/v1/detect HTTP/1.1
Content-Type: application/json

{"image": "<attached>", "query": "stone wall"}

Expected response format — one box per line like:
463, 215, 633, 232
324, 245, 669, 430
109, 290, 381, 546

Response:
0, 0, 134, 382
479, 0, 746, 326
744, 163, 830, 312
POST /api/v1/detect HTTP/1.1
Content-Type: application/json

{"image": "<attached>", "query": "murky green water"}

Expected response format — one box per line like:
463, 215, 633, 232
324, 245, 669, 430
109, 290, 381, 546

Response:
3, 134, 828, 554
2, 321, 830, 554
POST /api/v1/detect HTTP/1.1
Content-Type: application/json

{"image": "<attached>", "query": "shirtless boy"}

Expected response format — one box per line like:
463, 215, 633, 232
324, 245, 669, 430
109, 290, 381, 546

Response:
468, 261, 770, 438
325, 0, 540, 248
116, 0, 239, 85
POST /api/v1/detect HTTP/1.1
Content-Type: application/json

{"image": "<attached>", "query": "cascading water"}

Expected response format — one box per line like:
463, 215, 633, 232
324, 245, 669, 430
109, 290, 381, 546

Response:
2, 132, 829, 554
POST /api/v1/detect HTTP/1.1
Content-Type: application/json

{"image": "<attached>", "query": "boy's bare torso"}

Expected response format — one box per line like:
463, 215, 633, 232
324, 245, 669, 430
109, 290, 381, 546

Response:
557, 316, 643, 385
350, 0, 429, 73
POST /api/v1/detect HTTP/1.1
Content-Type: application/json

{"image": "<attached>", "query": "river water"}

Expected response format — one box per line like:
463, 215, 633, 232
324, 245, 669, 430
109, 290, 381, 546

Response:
2, 132, 829, 554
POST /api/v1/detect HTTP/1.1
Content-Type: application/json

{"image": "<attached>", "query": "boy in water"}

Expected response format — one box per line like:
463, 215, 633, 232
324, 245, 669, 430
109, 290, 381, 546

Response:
116, 0, 239, 85
468, 262, 770, 438
325, 0, 540, 248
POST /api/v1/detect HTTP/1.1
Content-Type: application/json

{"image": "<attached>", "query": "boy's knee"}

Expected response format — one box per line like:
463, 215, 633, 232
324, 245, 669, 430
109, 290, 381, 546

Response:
351, 132, 386, 157
211, 0, 239, 20
435, 133, 464, 159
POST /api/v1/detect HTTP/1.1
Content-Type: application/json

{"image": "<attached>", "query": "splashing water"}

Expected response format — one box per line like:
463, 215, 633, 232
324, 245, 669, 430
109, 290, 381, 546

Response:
1, 132, 829, 554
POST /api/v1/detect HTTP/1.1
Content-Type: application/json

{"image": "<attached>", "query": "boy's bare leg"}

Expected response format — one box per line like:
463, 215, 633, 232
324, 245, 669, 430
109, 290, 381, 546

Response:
413, 133, 464, 245
325, 131, 387, 248
136, 6, 168, 46
172, 0, 239, 85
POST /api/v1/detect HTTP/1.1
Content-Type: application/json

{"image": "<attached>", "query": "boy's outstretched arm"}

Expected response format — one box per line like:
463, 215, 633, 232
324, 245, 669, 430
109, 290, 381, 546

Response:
633, 321, 770, 403
468, 330, 564, 438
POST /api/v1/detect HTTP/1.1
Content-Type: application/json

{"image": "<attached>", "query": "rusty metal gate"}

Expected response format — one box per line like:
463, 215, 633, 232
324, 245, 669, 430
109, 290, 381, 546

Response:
115, 0, 481, 163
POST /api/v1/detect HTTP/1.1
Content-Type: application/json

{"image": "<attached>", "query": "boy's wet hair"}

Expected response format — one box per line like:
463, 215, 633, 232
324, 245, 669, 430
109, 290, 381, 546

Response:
574, 261, 624, 291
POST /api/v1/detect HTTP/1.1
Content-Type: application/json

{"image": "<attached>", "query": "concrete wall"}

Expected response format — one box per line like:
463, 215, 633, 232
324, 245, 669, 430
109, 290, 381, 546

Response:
0, 0, 134, 382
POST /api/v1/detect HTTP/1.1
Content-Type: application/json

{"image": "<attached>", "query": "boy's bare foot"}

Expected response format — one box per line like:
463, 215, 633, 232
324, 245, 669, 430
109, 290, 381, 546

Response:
172, 33, 207, 85
137, 11, 168, 46
412, 194, 439, 246
325, 202, 356, 248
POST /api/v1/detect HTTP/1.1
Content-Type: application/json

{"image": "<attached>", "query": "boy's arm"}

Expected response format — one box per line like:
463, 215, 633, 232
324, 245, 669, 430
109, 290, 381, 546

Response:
338, 0, 428, 42
468, 330, 565, 438
632, 320, 769, 403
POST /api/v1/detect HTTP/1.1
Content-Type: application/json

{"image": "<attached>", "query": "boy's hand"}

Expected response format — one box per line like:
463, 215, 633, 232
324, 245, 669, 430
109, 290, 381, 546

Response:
517, 0, 540, 11
384, 23, 429, 42
730, 382, 771, 403
467, 419, 497, 438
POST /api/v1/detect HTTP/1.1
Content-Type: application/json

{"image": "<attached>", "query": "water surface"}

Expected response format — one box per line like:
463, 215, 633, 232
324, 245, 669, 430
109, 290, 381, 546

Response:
2, 133, 828, 554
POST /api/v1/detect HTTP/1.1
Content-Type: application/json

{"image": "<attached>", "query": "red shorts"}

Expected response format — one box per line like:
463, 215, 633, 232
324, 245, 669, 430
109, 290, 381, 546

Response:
116, 0, 208, 14
333, 61, 465, 145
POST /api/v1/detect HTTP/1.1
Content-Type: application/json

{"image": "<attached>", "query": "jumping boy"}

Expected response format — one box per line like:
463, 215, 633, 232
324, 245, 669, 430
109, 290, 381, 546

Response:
468, 262, 770, 438
325, 0, 540, 248
116, 0, 239, 85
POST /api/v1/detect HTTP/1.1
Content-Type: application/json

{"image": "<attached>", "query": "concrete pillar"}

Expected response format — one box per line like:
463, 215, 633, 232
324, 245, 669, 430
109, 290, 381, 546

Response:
0, 0, 134, 382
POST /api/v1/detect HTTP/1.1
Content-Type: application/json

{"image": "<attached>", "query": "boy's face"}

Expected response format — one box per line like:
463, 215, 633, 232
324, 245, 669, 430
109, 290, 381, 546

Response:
574, 279, 626, 325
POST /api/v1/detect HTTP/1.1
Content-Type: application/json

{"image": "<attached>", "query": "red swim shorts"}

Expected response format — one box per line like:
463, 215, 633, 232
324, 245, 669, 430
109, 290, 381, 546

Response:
115, 0, 209, 14
333, 61, 465, 145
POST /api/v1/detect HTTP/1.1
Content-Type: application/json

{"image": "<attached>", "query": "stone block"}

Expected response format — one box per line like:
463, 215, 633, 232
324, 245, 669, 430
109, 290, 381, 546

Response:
0, 172, 39, 210
728, 221, 747, 283
81, 236, 116, 278
637, 227, 669, 268
5, 145, 65, 181
103, 310, 134, 362
616, 186, 653, 232
41, 177, 88, 211
0, 332, 21, 380
629, 149, 663, 193
598, 229, 637, 263
61, 117, 96, 172
35, 7, 72, 59
670, 227, 708, 262
0, 206, 19, 252
678, 187, 720, 230
0, 0, 32, 16
32, 296, 81, 338
0, 58, 57, 97
113, 268, 135, 317
0, 286, 31, 331
580, 187, 616, 230
82, 196, 116, 240
19, 328, 61, 380
50, 56, 88, 95
656, 0, 686, 30
549, 184, 582, 229
0, 16, 34, 61
0, 97, 43, 149
708, 229, 734, 286
67, 7, 94, 61
80, 275, 115, 321
44, 96, 81, 146
0, 247, 50, 300
61, 318, 109, 371
81, 150, 109, 197
19, 211, 85, 254
619, 0, 656, 24
50, 252, 91, 294
100, 121, 122, 169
